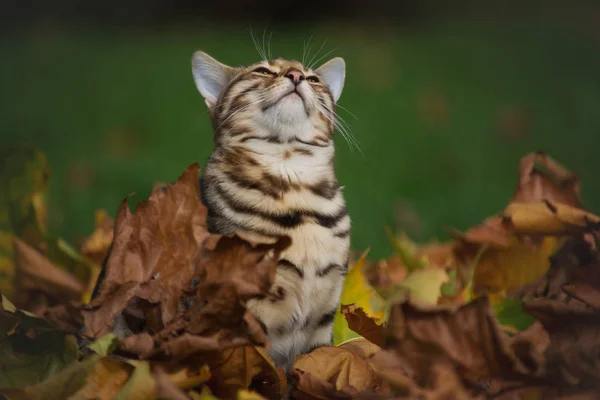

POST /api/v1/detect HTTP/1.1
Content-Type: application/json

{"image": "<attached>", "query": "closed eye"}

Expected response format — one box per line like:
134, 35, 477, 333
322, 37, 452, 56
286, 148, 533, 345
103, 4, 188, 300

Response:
253, 67, 276, 76
306, 76, 320, 83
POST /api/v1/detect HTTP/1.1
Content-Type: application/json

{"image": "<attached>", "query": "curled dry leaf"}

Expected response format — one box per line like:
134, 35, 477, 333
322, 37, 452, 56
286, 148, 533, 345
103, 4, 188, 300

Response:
341, 304, 384, 347
290, 337, 390, 399
83, 163, 209, 338
513, 152, 581, 208
334, 249, 385, 345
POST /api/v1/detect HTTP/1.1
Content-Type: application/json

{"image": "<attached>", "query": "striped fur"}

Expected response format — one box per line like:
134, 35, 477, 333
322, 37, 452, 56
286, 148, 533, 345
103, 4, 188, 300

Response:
192, 52, 350, 370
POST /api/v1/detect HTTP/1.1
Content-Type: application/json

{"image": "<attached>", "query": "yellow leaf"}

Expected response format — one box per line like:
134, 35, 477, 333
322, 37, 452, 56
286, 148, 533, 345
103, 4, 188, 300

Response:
504, 201, 600, 235
237, 390, 268, 399
472, 236, 560, 300
398, 268, 450, 304
334, 249, 385, 344
190, 387, 219, 400
165, 364, 211, 390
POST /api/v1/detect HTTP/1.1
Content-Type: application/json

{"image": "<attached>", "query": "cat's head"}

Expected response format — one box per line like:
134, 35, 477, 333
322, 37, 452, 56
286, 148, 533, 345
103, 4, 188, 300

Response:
191, 51, 345, 145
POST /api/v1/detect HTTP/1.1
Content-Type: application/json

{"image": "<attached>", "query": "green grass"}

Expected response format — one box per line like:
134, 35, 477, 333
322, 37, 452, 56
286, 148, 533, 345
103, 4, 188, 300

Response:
1, 24, 600, 258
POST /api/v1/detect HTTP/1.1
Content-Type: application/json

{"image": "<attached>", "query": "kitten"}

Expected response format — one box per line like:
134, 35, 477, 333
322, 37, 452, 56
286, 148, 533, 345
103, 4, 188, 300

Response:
192, 50, 350, 371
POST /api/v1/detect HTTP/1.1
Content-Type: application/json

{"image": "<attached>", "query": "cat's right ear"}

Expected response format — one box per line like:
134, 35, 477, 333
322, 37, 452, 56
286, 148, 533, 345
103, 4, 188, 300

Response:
192, 51, 234, 109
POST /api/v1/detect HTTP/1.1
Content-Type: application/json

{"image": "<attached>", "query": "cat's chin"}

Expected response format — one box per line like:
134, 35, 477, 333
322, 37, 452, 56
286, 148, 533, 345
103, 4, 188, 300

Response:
264, 96, 309, 125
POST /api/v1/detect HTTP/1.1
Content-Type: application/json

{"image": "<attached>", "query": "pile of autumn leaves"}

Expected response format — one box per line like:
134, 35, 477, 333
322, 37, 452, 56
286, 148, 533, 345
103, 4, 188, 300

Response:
2, 152, 600, 399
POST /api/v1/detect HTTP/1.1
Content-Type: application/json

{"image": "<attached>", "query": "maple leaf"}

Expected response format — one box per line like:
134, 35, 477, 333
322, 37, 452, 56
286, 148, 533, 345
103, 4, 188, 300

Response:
82, 163, 210, 338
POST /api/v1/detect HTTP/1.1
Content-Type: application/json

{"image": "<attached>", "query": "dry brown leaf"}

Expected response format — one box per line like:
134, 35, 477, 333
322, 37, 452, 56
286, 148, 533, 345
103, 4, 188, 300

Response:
562, 262, 600, 309
453, 153, 600, 301
493, 387, 600, 400
341, 304, 385, 347
513, 152, 581, 207
290, 339, 390, 400
337, 337, 382, 360
12, 236, 86, 305
38, 301, 85, 334
370, 350, 473, 399
364, 255, 407, 293
523, 298, 600, 388
206, 346, 286, 400
82, 163, 209, 338
378, 297, 545, 397
196, 234, 291, 302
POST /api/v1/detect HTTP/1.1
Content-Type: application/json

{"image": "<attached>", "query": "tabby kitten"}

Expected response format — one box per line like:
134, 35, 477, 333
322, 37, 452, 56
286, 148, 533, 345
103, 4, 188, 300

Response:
192, 50, 350, 371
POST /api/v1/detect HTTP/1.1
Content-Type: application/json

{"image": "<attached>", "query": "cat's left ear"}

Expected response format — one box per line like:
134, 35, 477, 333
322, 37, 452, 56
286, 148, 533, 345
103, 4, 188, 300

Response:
316, 57, 345, 102
192, 51, 236, 109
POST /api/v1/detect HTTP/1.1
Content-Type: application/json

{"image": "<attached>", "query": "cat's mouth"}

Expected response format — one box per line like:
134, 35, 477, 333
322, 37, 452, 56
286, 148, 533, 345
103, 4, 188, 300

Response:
263, 87, 308, 113
280, 87, 305, 104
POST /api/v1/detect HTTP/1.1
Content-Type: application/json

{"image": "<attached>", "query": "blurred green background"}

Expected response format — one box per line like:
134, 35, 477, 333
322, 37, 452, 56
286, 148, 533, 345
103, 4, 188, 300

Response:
2, 1, 600, 258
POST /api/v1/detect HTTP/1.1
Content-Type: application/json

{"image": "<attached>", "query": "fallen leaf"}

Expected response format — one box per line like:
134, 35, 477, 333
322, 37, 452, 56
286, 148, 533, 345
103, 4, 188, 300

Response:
88, 333, 119, 356
0, 147, 49, 299
206, 346, 285, 400
237, 390, 269, 399
83, 163, 209, 338
397, 267, 449, 305
80, 209, 114, 266
0, 294, 78, 389
290, 338, 389, 399
503, 201, 600, 236
39, 301, 85, 335
334, 249, 385, 345
523, 298, 600, 388
493, 298, 536, 333
513, 152, 581, 207
341, 305, 385, 347
370, 350, 472, 399
469, 235, 560, 299
378, 297, 545, 397
12, 236, 85, 304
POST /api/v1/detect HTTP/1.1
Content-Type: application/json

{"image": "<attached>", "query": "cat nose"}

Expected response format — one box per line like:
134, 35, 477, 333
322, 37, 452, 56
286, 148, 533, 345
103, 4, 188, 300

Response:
285, 69, 305, 85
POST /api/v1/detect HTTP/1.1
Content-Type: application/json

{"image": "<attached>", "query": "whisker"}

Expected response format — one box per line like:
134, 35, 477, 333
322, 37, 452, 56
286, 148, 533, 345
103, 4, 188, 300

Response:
249, 27, 267, 60
308, 47, 338, 70
261, 27, 268, 61
307, 39, 328, 69
315, 99, 364, 158
335, 103, 359, 120
303, 36, 314, 67
267, 32, 273, 60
